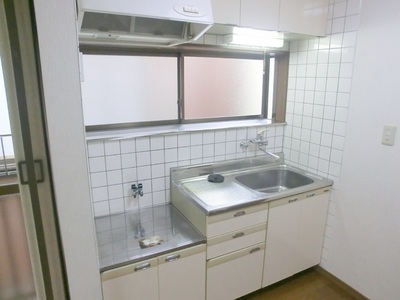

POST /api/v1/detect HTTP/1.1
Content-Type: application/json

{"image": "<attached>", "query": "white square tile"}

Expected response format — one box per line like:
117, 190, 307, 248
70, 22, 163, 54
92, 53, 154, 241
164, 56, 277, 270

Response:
215, 130, 226, 143
300, 141, 310, 153
165, 162, 178, 176
313, 105, 324, 119
190, 132, 203, 145
214, 143, 226, 156
329, 49, 342, 63
152, 177, 165, 192
335, 107, 348, 122
107, 170, 123, 185
343, 31, 357, 47
318, 158, 329, 173
137, 166, 151, 180
120, 139, 135, 154
152, 191, 166, 206
165, 135, 178, 148
226, 129, 237, 142
324, 106, 336, 120
327, 63, 340, 78
303, 104, 314, 117
151, 164, 165, 178
329, 162, 341, 177
319, 146, 331, 160
296, 78, 306, 90
136, 151, 151, 166
311, 130, 322, 144
332, 135, 345, 150
121, 153, 136, 168
306, 64, 317, 78
165, 148, 177, 162
151, 150, 165, 164
301, 129, 311, 141
150, 136, 164, 150
341, 47, 355, 63
297, 65, 307, 77
106, 155, 121, 170
338, 78, 352, 93
321, 133, 333, 147
89, 157, 106, 173
337, 92, 350, 107
315, 79, 327, 92
108, 184, 123, 199
312, 118, 323, 132
109, 198, 125, 214
346, 0, 361, 16
334, 121, 347, 136
339, 63, 353, 78
325, 92, 337, 106
331, 17, 345, 34
104, 140, 120, 155
226, 141, 236, 155
202, 144, 214, 157
305, 78, 316, 91
318, 49, 329, 63
178, 147, 190, 161
289, 64, 297, 77
345, 14, 360, 32
91, 172, 107, 188
92, 186, 108, 202
136, 137, 150, 152
297, 51, 307, 64
237, 128, 247, 140
178, 134, 190, 147
307, 50, 318, 64
203, 131, 215, 144
310, 143, 320, 157
87, 141, 104, 157
190, 145, 203, 159
333, 1, 346, 18
93, 201, 110, 217
299, 40, 309, 51
330, 149, 343, 164
122, 168, 137, 183
322, 120, 335, 134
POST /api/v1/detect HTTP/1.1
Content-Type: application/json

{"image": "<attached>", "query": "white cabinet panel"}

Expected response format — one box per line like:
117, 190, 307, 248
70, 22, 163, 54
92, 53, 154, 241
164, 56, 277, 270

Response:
241, 0, 280, 30
207, 243, 265, 300
211, 0, 240, 25
279, 0, 329, 36
158, 245, 206, 300
101, 258, 159, 300
263, 189, 330, 287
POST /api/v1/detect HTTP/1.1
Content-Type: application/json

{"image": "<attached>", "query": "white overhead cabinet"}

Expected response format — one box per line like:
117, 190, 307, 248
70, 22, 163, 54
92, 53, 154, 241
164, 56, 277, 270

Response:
211, 0, 328, 36
279, 0, 329, 36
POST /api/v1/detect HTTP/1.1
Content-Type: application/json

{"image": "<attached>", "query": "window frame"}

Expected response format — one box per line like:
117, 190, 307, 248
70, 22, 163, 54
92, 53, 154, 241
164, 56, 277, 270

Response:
80, 45, 288, 132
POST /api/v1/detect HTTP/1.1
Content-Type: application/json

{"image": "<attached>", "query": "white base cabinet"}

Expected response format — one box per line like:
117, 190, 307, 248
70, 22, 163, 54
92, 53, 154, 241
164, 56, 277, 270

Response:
207, 243, 265, 300
262, 188, 330, 287
101, 245, 206, 300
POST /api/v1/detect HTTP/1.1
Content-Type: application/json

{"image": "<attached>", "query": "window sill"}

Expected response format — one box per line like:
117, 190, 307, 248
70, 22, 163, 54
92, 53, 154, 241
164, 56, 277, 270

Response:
86, 119, 286, 141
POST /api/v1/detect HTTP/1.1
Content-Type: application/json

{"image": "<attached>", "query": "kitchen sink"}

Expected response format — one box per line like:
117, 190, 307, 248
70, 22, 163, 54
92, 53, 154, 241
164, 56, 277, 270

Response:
235, 169, 314, 194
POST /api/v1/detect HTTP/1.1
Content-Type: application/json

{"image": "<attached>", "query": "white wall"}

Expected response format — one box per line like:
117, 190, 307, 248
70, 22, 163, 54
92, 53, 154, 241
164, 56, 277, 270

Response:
285, 0, 400, 299
33, 0, 102, 298
323, 1, 400, 299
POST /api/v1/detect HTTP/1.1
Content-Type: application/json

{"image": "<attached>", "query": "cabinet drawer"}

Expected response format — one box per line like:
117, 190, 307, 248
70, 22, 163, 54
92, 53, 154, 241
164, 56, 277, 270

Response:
206, 203, 268, 237
269, 187, 331, 208
207, 223, 266, 259
207, 243, 265, 300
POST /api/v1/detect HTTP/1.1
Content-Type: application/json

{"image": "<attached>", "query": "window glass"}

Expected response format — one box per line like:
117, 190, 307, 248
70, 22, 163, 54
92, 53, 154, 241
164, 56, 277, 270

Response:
183, 56, 264, 120
81, 55, 178, 126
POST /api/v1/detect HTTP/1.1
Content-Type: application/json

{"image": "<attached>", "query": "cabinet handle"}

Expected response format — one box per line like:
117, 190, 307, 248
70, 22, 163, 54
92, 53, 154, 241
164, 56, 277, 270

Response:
250, 247, 261, 254
134, 262, 151, 272
165, 254, 181, 262
288, 198, 298, 203
232, 232, 245, 239
234, 211, 246, 217
306, 193, 315, 198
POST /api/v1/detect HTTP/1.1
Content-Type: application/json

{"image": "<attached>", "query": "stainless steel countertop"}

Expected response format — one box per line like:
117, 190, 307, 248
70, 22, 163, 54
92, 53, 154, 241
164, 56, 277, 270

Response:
171, 156, 334, 215
94, 204, 206, 272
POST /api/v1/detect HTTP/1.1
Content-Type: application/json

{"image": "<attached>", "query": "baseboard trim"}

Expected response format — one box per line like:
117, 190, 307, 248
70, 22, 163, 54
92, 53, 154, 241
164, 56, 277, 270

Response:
315, 266, 369, 300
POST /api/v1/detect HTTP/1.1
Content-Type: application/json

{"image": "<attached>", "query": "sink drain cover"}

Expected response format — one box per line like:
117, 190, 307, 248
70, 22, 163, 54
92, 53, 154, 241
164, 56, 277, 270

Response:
207, 174, 225, 183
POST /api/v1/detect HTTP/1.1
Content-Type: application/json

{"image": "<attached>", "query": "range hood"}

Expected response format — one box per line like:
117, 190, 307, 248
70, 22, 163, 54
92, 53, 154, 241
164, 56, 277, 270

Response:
77, 0, 213, 47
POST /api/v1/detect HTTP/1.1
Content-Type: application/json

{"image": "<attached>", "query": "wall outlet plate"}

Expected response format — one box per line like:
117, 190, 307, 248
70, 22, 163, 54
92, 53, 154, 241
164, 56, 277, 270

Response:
382, 125, 396, 146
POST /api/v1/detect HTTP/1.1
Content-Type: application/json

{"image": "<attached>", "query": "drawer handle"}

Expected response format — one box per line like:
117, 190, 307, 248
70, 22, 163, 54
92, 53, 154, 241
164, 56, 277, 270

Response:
165, 254, 181, 262
288, 198, 298, 203
250, 247, 261, 254
134, 262, 151, 272
306, 193, 315, 198
232, 232, 245, 239
234, 211, 246, 217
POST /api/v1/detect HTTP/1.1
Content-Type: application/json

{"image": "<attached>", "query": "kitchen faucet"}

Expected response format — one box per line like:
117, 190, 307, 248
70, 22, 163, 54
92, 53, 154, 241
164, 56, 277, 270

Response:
240, 129, 280, 160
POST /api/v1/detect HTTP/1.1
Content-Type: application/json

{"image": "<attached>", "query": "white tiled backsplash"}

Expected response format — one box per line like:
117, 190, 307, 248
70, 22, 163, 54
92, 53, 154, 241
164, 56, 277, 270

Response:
87, 125, 285, 217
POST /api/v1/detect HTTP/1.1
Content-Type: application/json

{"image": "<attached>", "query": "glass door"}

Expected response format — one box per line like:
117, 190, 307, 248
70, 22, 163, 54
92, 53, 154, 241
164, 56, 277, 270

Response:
0, 0, 67, 299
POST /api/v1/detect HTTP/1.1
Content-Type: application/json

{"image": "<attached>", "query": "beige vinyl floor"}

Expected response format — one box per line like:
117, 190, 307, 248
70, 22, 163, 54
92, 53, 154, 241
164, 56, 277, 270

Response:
238, 268, 362, 300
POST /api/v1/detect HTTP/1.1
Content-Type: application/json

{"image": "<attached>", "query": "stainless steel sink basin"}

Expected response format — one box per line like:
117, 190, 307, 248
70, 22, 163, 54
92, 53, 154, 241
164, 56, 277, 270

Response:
235, 169, 314, 194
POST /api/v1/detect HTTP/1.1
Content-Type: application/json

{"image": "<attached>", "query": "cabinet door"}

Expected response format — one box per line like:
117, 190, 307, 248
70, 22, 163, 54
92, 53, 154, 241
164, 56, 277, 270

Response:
207, 243, 265, 300
240, 0, 280, 30
296, 192, 330, 271
101, 258, 159, 300
262, 198, 300, 287
211, 0, 240, 25
279, 0, 329, 36
158, 245, 206, 300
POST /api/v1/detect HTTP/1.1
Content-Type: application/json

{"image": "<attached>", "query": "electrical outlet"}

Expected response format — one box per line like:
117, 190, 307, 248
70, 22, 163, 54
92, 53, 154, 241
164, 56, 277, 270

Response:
382, 125, 396, 146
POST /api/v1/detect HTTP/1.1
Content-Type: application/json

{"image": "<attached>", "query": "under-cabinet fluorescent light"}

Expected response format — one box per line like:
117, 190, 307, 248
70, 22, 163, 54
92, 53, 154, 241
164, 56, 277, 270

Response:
220, 28, 284, 48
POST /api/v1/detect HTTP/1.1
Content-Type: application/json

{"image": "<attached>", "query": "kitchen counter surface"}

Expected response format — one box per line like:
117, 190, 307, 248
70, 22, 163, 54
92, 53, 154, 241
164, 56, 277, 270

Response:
94, 204, 206, 272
